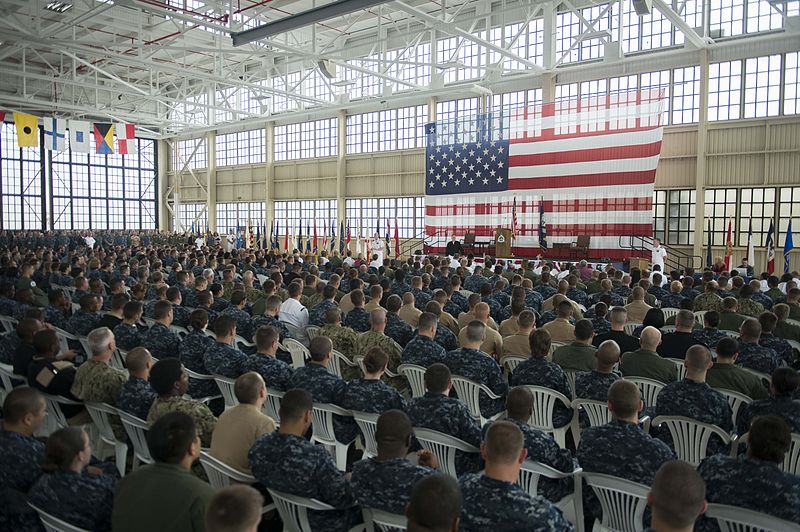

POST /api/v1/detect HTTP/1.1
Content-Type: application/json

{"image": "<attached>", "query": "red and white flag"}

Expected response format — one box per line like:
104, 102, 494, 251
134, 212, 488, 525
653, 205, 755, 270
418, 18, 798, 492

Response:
116, 123, 136, 154
424, 90, 666, 260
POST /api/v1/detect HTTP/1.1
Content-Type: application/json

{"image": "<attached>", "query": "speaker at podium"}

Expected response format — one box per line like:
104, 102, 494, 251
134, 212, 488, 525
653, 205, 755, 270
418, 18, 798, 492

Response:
495, 228, 513, 257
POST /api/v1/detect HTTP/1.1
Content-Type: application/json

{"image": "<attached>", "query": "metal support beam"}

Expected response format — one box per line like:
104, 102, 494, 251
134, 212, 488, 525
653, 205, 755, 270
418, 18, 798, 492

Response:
652, 0, 712, 49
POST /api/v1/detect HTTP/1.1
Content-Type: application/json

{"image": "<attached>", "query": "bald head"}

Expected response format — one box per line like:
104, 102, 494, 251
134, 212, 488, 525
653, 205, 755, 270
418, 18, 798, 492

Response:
639, 326, 662, 351
596, 340, 621, 371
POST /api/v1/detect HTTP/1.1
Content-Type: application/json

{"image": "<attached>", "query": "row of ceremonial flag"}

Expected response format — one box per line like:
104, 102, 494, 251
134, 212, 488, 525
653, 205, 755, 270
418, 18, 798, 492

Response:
191, 217, 404, 257
2, 111, 136, 154
711, 217, 794, 274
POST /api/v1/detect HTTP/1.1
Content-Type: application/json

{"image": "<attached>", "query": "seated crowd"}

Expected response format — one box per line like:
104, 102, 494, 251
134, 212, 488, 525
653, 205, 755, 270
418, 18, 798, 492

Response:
0, 234, 798, 531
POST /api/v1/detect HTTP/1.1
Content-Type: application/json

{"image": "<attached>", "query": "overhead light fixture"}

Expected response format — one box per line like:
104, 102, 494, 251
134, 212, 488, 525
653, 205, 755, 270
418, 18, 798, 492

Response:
252, 94, 272, 101
436, 61, 465, 70
331, 79, 356, 87
46, 1, 73, 13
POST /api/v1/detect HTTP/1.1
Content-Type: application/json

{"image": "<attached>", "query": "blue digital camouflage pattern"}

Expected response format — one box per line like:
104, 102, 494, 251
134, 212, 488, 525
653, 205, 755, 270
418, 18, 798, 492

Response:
141, 323, 180, 360
220, 306, 254, 342
337, 378, 405, 446
385, 313, 413, 347
691, 327, 728, 349
67, 310, 103, 336
511, 358, 574, 427
203, 342, 248, 378
344, 308, 371, 333
117, 376, 157, 421
28, 470, 116, 532
736, 396, 800, 434
401, 334, 447, 367
310, 300, 339, 328
246, 353, 294, 391
0, 429, 44, 529
736, 340, 782, 375
444, 347, 507, 418
350, 457, 435, 514
113, 323, 143, 351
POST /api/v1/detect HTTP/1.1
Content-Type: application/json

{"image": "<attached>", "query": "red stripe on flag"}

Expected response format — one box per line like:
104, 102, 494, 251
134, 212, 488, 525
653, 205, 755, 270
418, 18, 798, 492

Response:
425, 198, 653, 217
509, 171, 656, 190
424, 245, 643, 260
425, 223, 652, 238
508, 141, 662, 166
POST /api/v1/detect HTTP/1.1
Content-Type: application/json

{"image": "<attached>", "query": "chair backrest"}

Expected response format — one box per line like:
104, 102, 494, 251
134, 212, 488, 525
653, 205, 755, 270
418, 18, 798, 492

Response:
84, 402, 120, 445
330, 349, 358, 378
519, 385, 572, 434
352, 411, 380, 458
199, 450, 256, 488
0, 361, 19, 401
787, 339, 800, 354
170, 325, 190, 339
29, 503, 91, 532
43, 393, 83, 430
716, 388, 752, 426
463, 233, 476, 246
661, 308, 680, 320
548, 342, 565, 358
263, 388, 284, 426
118, 410, 154, 465
398, 364, 426, 398
694, 310, 707, 324
518, 460, 581, 498
623, 322, 642, 336
783, 433, 800, 476
740, 366, 771, 385
0, 316, 17, 333
578, 472, 649, 532
450, 376, 499, 424
362, 508, 407, 532
311, 402, 353, 447
234, 336, 256, 352
214, 376, 239, 410
627, 377, 665, 408
267, 488, 335, 532
499, 355, 526, 374
283, 323, 306, 342
111, 349, 127, 371
413, 427, 479, 478
660, 325, 677, 333
283, 338, 309, 369
652, 415, 732, 466
564, 371, 577, 400
576, 235, 590, 248
664, 358, 687, 380
306, 325, 321, 341
705, 503, 800, 532
572, 399, 613, 428
723, 330, 741, 339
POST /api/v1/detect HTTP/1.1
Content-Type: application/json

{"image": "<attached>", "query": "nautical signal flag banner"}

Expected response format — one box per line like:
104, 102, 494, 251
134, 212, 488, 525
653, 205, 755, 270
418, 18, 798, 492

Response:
423, 89, 666, 260
43, 117, 66, 152
68, 120, 91, 153
93, 123, 114, 154
14, 112, 38, 147
116, 123, 135, 154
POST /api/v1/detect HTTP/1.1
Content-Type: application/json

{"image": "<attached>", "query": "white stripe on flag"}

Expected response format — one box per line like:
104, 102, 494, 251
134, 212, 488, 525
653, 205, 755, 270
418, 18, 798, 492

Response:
424, 184, 655, 204
510, 101, 664, 137
508, 127, 663, 156
507, 155, 661, 179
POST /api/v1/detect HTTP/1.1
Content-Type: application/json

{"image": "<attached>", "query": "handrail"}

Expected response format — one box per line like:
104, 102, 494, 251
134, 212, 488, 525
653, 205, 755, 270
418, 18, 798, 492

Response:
619, 235, 703, 272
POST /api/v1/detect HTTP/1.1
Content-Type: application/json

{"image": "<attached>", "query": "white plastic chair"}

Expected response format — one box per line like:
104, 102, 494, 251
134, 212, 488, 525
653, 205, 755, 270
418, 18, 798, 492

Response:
235, 335, 256, 352
664, 358, 687, 380
331, 349, 359, 379
267, 488, 358, 532
694, 310, 707, 324
574, 472, 649, 532
623, 322, 642, 336
499, 355, 527, 375
118, 410, 153, 469
548, 342, 565, 358
111, 349, 127, 371
283, 338, 310, 369
199, 450, 279, 515
398, 364, 426, 398
52, 327, 79, 354
627, 377, 665, 408
564, 371, 577, 400
311, 402, 355, 471
413, 427, 480, 478
783, 433, 800, 475
661, 308, 680, 321
213, 375, 238, 410
652, 415, 732, 466
787, 339, 800, 357
0, 361, 22, 402
262, 387, 284, 428
0, 316, 17, 333
84, 402, 128, 477
42, 393, 84, 432
450, 376, 504, 425
519, 460, 581, 513
723, 330, 741, 339
705, 503, 800, 532
519, 385, 573, 447
170, 325, 190, 339
306, 325, 321, 341
740, 366, 771, 385
29, 503, 91, 532
787, 319, 800, 328
352, 410, 379, 458
660, 325, 677, 333
716, 388, 751, 428
185, 368, 223, 403
570, 399, 613, 446
362, 508, 407, 532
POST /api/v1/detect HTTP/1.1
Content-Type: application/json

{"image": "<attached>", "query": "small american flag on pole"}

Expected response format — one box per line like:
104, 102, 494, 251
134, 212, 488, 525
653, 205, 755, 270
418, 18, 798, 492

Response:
424, 89, 666, 259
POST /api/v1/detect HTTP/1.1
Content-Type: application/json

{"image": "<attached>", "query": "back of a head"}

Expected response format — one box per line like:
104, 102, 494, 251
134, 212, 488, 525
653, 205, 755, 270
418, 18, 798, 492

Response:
125, 347, 152, 374
33, 329, 59, 356
16, 317, 42, 342
215, 315, 237, 338
771, 367, 800, 397
704, 310, 720, 328
234, 372, 265, 405
279, 388, 313, 423
370, 308, 387, 327
418, 312, 437, 332
424, 363, 451, 393
87, 327, 113, 356
518, 310, 535, 330
190, 309, 209, 331
386, 294, 402, 312
465, 320, 485, 344
758, 311, 778, 334
42, 427, 86, 473
675, 310, 695, 329
685, 345, 711, 372
309, 336, 332, 362
111, 292, 130, 311
639, 326, 661, 351
407, 474, 462, 532
123, 301, 143, 320
153, 300, 172, 320
610, 307, 628, 326
255, 325, 279, 351
375, 409, 413, 449
715, 337, 738, 360
149, 358, 183, 395
740, 318, 761, 339
147, 412, 197, 464
649, 460, 706, 529
206, 485, 263, 532
608, 380, 641, 419
574, 319, 593, 341
505, 387, 534, 421
2, 387, 43, 424
596, 340, 621, 369
363, 347, 388, 374
748, 415, 791, 463
484, 420, 523, 465
529, 328, 551, 359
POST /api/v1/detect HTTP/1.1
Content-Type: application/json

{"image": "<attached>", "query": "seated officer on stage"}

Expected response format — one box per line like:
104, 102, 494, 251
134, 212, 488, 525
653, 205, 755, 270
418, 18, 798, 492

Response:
248, 389, 362, 532
458, 421, 572, 531
350, 410, 437, 515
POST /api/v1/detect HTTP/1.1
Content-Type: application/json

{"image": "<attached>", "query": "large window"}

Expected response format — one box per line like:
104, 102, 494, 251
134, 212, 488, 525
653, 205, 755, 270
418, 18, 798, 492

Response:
274, 118, 337, 161
0, 123, 43, 230
779, 188, 800, 247
435, 98, 481, 143
785, 51, 800, 115
738, 188, 776, 246
704, 189, 737, 246
744, 54, 782, 118
51, 135, 157, 230
653, 190, 667, 243
176, 203, 207, 233
667, 189, 696, 245
216, 202, 266, 235
345, 197, 425, 239
708, 60, 742, 121
672, 66, 700, 124
216, 129, 265, 166
175, 138, 208, 171
274, 200, 338, 243
346, 105, 428, 154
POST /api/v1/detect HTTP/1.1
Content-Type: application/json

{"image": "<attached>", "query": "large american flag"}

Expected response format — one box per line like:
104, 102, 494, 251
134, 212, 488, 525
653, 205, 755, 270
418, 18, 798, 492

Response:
424, 90, 666, 260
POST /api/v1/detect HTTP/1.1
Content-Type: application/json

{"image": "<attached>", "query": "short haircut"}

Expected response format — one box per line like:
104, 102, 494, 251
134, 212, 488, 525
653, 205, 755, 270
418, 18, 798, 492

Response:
16, 318, 42, 341
205, 485, 263, 532
740, 318, 761, 339
465, 320, 486, 343
125, 347, 152, 373
87, 327, 114, 356
234, 372, 265, 405
484, 421, 523, 464
322, 284, 336, 299
166, 286, 181, 302
424, 300, 442, 316
230, 291, 247, 306
363, 347, 388, 374
266, 295, 282, 312
111, 292, 130, 310
279, 388, 313, 422
33, 329, 59, 356
149, 358, 183, 395
288, 283, 302, 298
773, 303, 790, 320
771, 367, 800, 397
418, 312, 438, 332
715, 337, 738, 360
608, 380, 641, 418
255, 325, 279, 351
596, 340, 621, 368
190, 309, 209, 330
154, 300, 172, 320
424, 363, 451, 393
574, 319, 594, 341
350, 289, 365, 306
215, 315, 237, 337
684, 344, 711, 372
386, 294, 402, 312
309, 336, 332, 362
518, 310, 535, 329
748, 415, 791, 463
42, 427, 86, 473
704, 310, 720, 328
123, 301, 143, 320
2, 387, 43, 424
610, 307, 628, 326
676, 310, 695, 329
505, 387, 533, 420
759, 311, 778, 333
649, 461, 707, 529
370, 308, 387, 326
406, 474, 462, 532
147, 412, 197, 464
722, 297, 737, 310
375, 409, 413, 448
529, 329, 551, 359
556, 300, 573, 317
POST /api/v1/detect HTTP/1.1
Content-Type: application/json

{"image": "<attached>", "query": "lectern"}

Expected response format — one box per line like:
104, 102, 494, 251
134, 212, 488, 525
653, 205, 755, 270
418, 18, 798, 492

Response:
495, 228, 513, 257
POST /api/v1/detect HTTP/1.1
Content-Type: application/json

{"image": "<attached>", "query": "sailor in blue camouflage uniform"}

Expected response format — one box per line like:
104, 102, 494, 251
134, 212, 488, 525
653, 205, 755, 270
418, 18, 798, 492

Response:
309, 284, 340, 327
390, 271, 411, 297
401, 313, 447, 367
249, 389, 362, 532
350, 410, 436, 515
385, 295, 413, 347
698, 415, 800, 530
178, 311, 218, 399
588, 303, 612, 335
0, 387, 47, 530
220, 291, 254, 342
426, 301, 459, 351
459, 421, 573, 532
737, 367, 800, 434
406, 364, 482, 475
28, 427, 116, 532
411, 282, 431, 311
203, 315, 248, 378
117, 348, 157, 421
691, 311, 728, 349
511, 329, 573, 428
737, 318, 783, 375
166, 287, 191, 328
655, 345, 733, 453
337, 348, 405, 445
344, 304, 371, 333
574, 340, 621, 402
577, 380, 675, 530
141, 301, 180, 360
246, 325, 294, 391
483, 388, 576, 503
758, 311, 795, 366
566, 281, 588, 308
0, 284, 17, 316
113, 304, 145, 352
464, 267, 491, 293
43, 290, 70, 330
67, 294, 103, 336
445, 321, 507, 418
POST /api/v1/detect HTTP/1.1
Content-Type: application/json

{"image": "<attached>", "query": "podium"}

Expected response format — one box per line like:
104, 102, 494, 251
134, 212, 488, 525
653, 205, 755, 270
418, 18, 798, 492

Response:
495, 228, 513, 257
